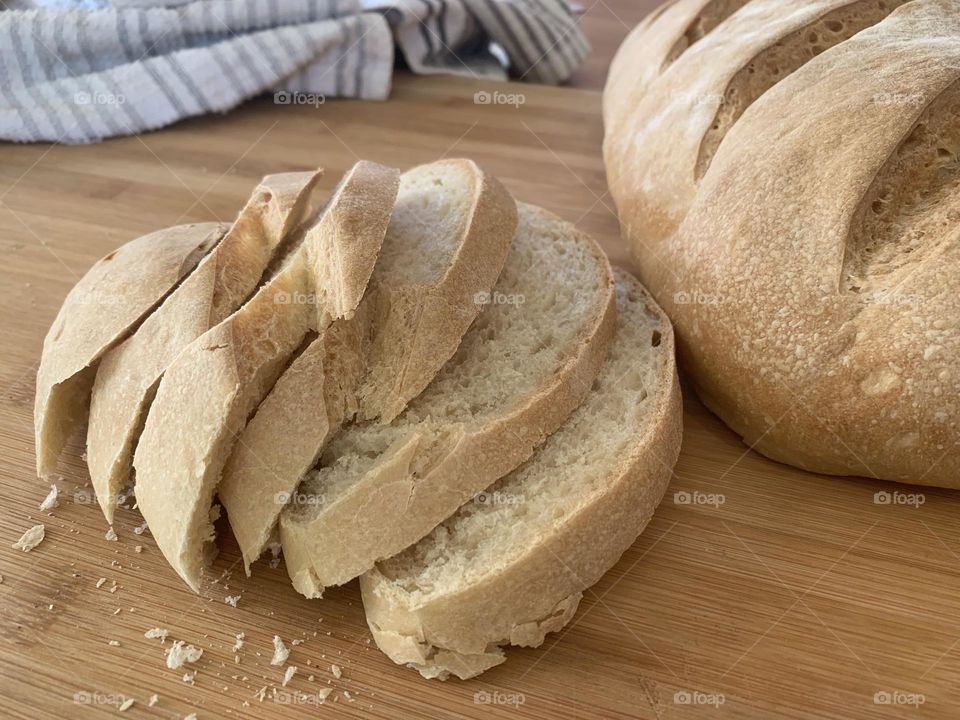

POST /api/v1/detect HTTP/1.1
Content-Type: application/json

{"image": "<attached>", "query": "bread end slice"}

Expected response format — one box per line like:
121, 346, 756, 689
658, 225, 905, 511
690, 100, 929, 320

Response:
360, 269, 682, 679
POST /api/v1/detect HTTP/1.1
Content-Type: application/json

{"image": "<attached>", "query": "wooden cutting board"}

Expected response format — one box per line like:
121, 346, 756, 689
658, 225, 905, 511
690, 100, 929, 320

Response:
1, 74, 958, 720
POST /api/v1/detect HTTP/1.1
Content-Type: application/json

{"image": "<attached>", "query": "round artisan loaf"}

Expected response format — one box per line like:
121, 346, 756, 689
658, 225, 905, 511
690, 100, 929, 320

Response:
604, 0, 960, 486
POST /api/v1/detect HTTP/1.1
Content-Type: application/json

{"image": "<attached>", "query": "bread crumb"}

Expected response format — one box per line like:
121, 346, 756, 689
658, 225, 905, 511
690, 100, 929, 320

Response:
270, 636, 289, 666
105, 527, 118, 542
134, 545, 143, 553
12, 524, 45, 551
330, 664, 341, 679
133, 521, 148, 535
224, 595, 240, 607
148, 694, 158, 706
343, 690, 354, 702
183, 671, 196, 684
109, 640, 120, 647
291, 639, 303, 646
307, 674, 315, 682
317, 687, 333, 703
184, 714, 197, 720
255, 686, 266, 702
39, 485, 59, 511
96, 578, 107, 588
233, 632, 244, 652
282, 666, 297, 687
166, 640, 203, 669
118, 697, 134, 712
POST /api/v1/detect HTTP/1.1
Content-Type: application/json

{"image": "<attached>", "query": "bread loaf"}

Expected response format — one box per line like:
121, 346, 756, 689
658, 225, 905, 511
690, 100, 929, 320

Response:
604, 0, 960, 485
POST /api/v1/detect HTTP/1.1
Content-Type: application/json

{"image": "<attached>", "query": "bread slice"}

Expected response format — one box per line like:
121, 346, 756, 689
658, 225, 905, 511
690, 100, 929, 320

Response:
85, 171, 322, 523
279, 203, 617, 598
34, 222, 224, 478
361, 270, 682, 679
133, 161, 399, 591
219, 159, 517, 574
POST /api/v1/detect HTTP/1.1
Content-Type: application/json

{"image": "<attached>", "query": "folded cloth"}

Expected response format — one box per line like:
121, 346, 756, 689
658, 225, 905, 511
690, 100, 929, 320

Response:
0, 0, 588, 143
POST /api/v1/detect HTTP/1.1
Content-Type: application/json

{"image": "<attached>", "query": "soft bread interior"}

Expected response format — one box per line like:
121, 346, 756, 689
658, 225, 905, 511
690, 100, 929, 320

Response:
364, 270, 677, 679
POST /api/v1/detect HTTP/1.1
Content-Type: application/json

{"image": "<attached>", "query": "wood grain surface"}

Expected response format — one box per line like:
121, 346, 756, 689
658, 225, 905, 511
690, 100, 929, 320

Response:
1, 73, 958, 720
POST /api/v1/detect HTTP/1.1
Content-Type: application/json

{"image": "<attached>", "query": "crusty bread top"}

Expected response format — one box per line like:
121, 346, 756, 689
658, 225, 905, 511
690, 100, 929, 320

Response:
362, 269, 682, 679
604, 0, 960, 485
86, 171, 322, 523
278, 202, 616, 597
34, 222, 224, 477
132, 162, 399, 591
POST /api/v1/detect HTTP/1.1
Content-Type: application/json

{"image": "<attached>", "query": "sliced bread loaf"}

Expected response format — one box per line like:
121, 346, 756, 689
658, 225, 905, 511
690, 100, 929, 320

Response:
133, 162, 400, 591
361, 270, 682, 679
34, 222, 224, 478
218, 159, 517, 574
279, 203, 617, 598
85, 171, 322, 523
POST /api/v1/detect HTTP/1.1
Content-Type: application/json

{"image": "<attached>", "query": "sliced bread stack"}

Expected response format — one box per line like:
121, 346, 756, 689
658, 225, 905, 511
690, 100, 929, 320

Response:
34, 159, 682, 679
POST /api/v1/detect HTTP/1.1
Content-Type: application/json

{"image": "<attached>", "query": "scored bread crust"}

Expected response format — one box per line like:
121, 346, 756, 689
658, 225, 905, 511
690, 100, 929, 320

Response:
86, 171, 322, 523
218, 159, 518, 574
34, 222, 224, 478
279, 203, 617, 598
360, 270, 683, 680
604, 0, 960, 485
133, 161, 400, 591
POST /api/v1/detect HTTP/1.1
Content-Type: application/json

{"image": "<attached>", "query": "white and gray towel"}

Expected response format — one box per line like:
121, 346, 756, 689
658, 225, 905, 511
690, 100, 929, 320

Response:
0, 0, 588, 143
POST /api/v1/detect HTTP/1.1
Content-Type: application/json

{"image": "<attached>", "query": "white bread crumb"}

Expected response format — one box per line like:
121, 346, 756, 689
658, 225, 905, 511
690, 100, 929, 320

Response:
133, 522, 148, 535
109, 640, 120, 647
39, 485, 59, 512
166, 640, 203, 669
317, 688, 333, 702
145, 628, 169, 641
105, 527, 118, 542
282, 666, 297, 687
148, 694, 158, 706
184, 714, 197, 720
270, 636, 289, 666
224, 595, 240, 607
96, 578, 107, 588
330, 664, 341, 679
233, 633, 244, 652
183, 671, 195, 684
134, 545, 143, 553
118, 697, 134, 712
12, 524, 45, 551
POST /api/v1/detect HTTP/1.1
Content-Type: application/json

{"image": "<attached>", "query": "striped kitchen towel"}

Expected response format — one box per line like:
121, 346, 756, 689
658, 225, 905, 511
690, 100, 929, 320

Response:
0, 0, 589, 143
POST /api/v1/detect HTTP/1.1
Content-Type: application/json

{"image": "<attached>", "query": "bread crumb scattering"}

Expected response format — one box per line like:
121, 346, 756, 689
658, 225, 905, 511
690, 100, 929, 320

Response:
330, 664, 342, 679
224, 595, 240, 607
255, 686, 266, 702
148, 694, 158, 707
105, 527, 118, 542
12, 524, 45, 552
118, 697, 134, 712
232, 632, 244, 652
96, 578, 107, 588
166, 640, 203, 669
270, 636, 289, 666
39, 485, 59, 511
282, 666, 297, 687
144, 628, 169, 641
